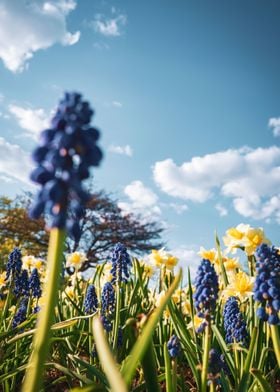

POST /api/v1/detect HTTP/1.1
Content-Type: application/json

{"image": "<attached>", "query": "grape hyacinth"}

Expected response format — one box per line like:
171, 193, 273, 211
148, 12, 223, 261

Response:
14, 269, 29, 297
167, 334, 181, 358
254, 243, 280, 325
208, 349, 227, 379
101, 282, 115, 314
29, 92, 103, 241
100, 282, 115, 332
100, 314, 112, 332
223, 296, 249, 346
110, 243, 132, 284
12, 297, 28, 328
194, 259, 219, 320
83, 284, 98, 314
6, 248, 22, 281
29, 268, 42, 299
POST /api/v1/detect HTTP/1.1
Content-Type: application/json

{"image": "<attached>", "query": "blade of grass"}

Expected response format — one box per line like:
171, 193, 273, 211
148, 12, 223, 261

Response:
92, 316, 128, 392
121, 269, 182, 387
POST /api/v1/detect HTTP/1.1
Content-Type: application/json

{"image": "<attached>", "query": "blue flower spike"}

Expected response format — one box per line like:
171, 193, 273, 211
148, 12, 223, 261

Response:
84, 284, 98, 314
194, 259, 219, 323
223, 296, 249, 346
254, 244, 280, 325
167, 334, 181, 358
29, 92, 103, 242
110, 243, 132, 284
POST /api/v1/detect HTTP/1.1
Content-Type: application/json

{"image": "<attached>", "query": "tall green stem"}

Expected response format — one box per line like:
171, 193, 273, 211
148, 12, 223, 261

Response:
22, 228, 66, 392
201, 324, 211, 392
270, 325, 280, 367
113, 283, 121, 353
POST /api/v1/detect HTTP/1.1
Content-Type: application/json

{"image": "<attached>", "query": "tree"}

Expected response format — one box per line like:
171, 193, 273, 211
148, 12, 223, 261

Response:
0, 196, 49, 265
0, 191, 164, 270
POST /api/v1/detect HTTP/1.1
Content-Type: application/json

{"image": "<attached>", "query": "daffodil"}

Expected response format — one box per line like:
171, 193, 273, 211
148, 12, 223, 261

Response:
223, 224, 249, 253
222, 271, 254, 301
99, 262, 113, 286
188, 314, 206, 331
181, 300, 191, 315
198, 247, 217, 263
139, 261, 154, 278
165, 254, 178, 270
9, 305, 16, 313
172, 288, 184, 304
22, 255, 36, 270
223, 257, 240, 272
66, 252, 87, 270
65, 286, 75, 300
0, 271, 6, 289
149, 248, 178, 270
149, 249, 166, 267
22, 255, 45, 272
244, 227, 270, 256
223, 224, 270, 256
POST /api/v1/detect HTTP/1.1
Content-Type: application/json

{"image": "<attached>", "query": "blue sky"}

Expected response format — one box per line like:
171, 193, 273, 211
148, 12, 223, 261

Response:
0, 0, 280, 269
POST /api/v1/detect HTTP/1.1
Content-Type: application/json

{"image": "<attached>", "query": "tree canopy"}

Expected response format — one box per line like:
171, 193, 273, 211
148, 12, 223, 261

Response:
0, 191, 164, 270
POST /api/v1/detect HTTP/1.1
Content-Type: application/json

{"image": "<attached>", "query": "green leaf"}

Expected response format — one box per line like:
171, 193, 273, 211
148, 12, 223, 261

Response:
237, 327, 258, 392
121, 269, 182, 387
68, 354, 109, 387
92, 317, 128, 392
163, 343, 172, 392
250, 369, 274, 392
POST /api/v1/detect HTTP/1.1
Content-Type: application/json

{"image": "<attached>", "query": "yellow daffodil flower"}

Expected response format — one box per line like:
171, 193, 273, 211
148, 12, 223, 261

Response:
149, 248, 178, 270
244, 227, 270, 256
223, 257, 240, 272
65, 286, 75, 299
66, 252, 87, 270
0, 271, 6, 289
188, 314, 205, 330
198, 247, 217, 263
181, 300, 191, 315
223, 224, 270, 256
222, 271, 254, 301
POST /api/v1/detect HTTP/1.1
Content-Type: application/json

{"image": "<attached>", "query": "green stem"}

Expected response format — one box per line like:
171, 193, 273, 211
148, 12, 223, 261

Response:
22, 228, 65, 392
113, 283, 121, 353
1, 286, 12, 329
209, 381, 215, 392
215, 232, 229, 287
270, 325, 280, 367
201, 324, 211, 392
172, 358, 177, 391
141, 340, 160, 392
163, 343, 172, 392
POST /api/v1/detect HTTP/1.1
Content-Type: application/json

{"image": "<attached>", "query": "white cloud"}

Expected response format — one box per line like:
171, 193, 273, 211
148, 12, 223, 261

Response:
8, 104, 50, 139
118, 180, 161, 219
169, 203, 188, 214
108, 144, 133, 157
268, 117, 280, 137
153, 146, 280, 223
0, 0, 80, 73
170, 246, 201, 279
0, 137, 32, 184
112, 101, 123, 108
215, 203, 228, 217
91, 12, 127, 37
0, 174, 15, 183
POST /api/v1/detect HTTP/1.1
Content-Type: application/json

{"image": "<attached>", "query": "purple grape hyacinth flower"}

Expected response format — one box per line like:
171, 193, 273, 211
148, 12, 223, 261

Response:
29, 92, 103, 241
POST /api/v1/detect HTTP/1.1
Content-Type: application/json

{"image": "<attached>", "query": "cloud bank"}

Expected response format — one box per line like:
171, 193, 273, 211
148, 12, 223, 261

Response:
153, 146, 280, 223
0, 0, 80, 72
